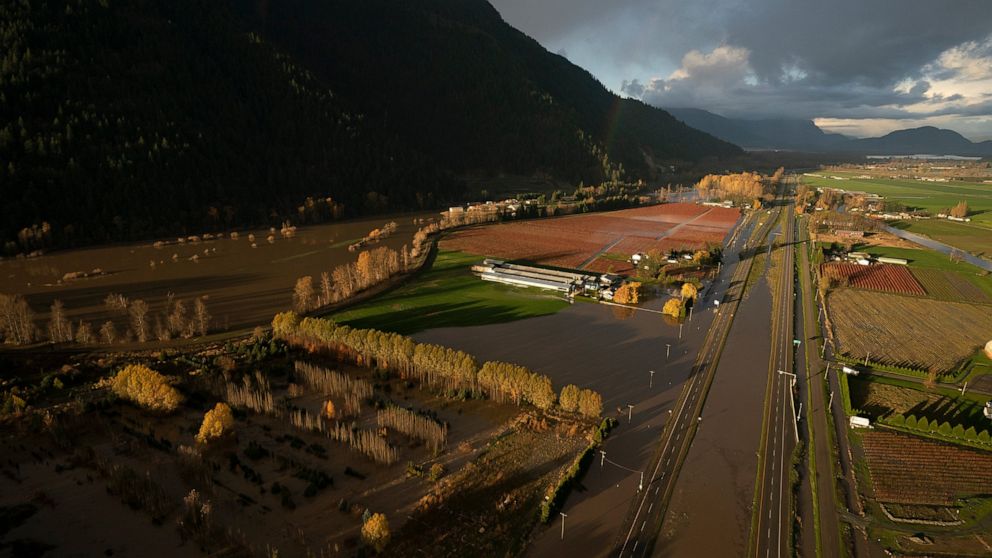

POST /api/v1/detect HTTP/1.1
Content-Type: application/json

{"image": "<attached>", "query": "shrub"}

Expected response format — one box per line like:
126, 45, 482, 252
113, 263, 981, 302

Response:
428, 463, 445, 482
980, 431, 991, 443
196, 403, 235, 444
904, 415, 917, 428
361, 512, 391, 552
110, 364, 181, 412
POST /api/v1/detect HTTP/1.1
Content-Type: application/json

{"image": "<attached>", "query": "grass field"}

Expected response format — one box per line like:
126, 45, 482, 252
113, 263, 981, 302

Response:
801, 172, 992, 226
888, 218, 992, 258
328, 251, 569, 334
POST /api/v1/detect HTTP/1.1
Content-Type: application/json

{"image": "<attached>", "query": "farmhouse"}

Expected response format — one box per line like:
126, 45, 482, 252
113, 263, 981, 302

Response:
473, 259, 621, 298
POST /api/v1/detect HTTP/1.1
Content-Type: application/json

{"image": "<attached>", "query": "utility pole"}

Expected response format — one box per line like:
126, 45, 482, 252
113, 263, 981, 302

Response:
864, 352, 870, 367
627, 404, 634, 423
828, 390, 834, 409
962, 381, 968, 396
649, 370, 655, 389
560, 512, 567, 540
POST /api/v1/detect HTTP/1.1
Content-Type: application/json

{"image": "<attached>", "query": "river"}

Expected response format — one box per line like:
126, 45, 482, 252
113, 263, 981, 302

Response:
880, 223, 992, 272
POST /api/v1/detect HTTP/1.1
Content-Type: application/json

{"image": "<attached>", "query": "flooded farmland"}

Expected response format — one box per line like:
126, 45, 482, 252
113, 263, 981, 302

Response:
0, 212, 436, 336
415, 294, 724, 556
658, 275, 772, 557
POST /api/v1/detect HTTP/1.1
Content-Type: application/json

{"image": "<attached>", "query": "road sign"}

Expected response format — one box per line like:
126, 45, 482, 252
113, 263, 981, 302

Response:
793, 339, 801, 346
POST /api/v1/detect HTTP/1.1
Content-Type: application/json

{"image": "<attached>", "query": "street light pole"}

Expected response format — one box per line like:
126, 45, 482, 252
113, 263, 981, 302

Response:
649, 370, 655, 388
864, 352, 870, 366
679, 323, 683, 339
639, 471, 644, 491
600, 450, 606, 468
666, 343, 671, 359
560, 512, 567, 540
627, 404, 634, 423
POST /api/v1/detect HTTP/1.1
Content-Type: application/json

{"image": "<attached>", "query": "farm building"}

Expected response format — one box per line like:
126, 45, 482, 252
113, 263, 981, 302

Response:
876, 256, 908, 265
473, 259, 621, 298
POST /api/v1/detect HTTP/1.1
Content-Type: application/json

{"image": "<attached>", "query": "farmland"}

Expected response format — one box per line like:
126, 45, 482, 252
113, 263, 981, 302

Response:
441, 203, 739, 271
827, 289, 992, 371
800, 171, 992, 226
801, 170, 992, 259
911, 268, 991, 303
820, 263, 925, 295
862, 430, 992, 506
848, 376, 992, 433
329, 251, 569, 335
0, 212, 437, 339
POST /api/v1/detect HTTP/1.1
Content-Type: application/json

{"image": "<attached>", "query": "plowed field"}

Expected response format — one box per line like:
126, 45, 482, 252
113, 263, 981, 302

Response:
863, 430, 992, 505
441, 203, 739, 273
821, 263, 925, 295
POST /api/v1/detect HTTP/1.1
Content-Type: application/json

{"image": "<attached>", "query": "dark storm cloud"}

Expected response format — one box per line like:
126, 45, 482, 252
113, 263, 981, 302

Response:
490, 0, 992, 134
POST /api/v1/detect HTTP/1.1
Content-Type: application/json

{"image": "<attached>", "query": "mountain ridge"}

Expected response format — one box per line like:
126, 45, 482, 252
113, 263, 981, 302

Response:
666, 107, 992, 156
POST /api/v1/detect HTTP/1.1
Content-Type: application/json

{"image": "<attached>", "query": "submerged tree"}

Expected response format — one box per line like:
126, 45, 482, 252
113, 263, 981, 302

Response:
196, 403, 234, 444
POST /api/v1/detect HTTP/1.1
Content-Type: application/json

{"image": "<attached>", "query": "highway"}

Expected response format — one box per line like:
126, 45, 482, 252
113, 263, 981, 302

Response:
750, 202, 798, 558
612, 203, 781, 557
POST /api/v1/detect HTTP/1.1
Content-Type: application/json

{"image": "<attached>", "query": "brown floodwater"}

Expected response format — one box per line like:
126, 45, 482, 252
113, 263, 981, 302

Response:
0, 212, 436, 336
657, 274, 773, 557
414, 280, 732, 556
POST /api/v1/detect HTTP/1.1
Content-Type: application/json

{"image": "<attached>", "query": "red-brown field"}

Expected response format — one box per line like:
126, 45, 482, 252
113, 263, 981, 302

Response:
862, 430, 992, 505
821, 263, 925, 295
441, 203, 740, 272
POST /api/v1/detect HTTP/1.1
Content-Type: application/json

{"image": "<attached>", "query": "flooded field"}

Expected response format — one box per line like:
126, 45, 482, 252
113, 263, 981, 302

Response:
0, 212, 436, 337
658, 275, 773, 556
411, 275, 744, 555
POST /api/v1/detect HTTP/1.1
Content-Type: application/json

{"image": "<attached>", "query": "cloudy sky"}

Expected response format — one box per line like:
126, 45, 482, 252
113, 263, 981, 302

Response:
490, 0, 992, 140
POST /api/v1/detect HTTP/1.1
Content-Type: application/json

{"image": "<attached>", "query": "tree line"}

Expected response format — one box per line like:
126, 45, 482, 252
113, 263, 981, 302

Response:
0, 291, 214, 346
271, 312, 603, 418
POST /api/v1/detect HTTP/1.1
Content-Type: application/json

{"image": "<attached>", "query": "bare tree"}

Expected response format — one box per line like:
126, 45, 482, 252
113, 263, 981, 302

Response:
75, 320, 94, 343
104, 293, 129, 313
168, 299, 188, 336
47, 299, 73, 342
319, 272, 333, 306
0, 293, 35, 344
194, 297, 210, 337
129, 299, 149, 342
99, 320, 117, 344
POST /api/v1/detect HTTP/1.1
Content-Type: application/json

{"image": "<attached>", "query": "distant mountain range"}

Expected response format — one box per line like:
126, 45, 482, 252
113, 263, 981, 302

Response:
666, 108, 992, 157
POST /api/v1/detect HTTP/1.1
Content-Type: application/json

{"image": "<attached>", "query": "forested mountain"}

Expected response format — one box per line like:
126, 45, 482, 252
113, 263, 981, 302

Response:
667, 108, 850, 151
851, 127, 992, 156
235, 0, 740, 182
0, 0, 739, 252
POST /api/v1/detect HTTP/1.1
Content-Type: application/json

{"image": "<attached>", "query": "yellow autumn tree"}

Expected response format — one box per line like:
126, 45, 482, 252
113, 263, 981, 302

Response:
196, 403, 234, 444
323, 399, 336, 419
613, 282, 641, 304
577, 389, 603, 418
110, 364, 182, 412
681, 283, 698, 301
662, 298, 684, 318
362, 512, 391, 552
559, 384, 580, 413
